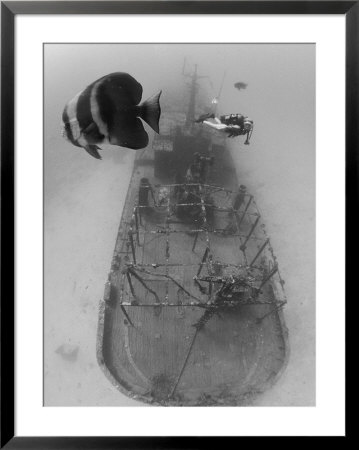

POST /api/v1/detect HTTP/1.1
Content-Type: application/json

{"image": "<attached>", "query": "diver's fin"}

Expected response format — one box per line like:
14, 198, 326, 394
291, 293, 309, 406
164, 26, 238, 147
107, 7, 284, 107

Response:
84, 145, 102, 159
110, 116, 149, 150
194, 113, 215, 123
139, 91, 162, 134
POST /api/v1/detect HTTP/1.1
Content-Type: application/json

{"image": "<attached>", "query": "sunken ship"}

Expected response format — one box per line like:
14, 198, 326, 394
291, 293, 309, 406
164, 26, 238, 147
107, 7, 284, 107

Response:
97, 65, 289, 406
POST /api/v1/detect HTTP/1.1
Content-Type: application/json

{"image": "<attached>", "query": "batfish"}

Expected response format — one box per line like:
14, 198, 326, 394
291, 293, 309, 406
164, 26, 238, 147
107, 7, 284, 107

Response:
62, 72, 162, 159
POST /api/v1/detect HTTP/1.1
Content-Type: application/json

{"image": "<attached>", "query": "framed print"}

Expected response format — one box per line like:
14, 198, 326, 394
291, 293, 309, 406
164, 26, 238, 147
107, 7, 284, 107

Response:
1, 1, 354, 446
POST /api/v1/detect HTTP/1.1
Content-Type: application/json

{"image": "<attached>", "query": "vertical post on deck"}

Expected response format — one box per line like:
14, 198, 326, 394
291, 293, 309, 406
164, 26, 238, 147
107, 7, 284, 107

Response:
120, 304, 135, 327
256, 301, 285, 324
192, 232, 199, 252
134, 208, 140, 245
240, 216, 261, 251
165, 239, 170, 260
208, 281, 213, 298
233, 185, 247, 211
128, 229, 136, 264
126, 271, 136, 300
249, 238, 270, 267
138, 206, 143, 226
129, 268, 161, 303
237, 195, 253, 229
197, 247, 209, 277
258, 264, 278, 291
240, 215, 260, 251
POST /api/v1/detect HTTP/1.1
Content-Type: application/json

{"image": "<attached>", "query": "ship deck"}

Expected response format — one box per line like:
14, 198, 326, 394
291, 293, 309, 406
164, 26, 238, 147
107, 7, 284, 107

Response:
97, 121, 289, 406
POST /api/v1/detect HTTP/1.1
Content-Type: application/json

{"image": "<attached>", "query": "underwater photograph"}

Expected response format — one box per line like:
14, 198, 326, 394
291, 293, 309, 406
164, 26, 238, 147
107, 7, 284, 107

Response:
44, 43, 315, 406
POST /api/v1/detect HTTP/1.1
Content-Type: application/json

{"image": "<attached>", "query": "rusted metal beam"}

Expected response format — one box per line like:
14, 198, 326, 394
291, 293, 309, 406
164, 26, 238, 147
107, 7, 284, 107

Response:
191, 232, 199, 252
139, 227, 266, 242
128, 229, 137, 264
256, 301, 286, 324
134, 266, 203, 303
118, 300, 281, 307
134, 209, 140, 244
126, 272, 137, 301
120, 305, 135, 328
197, 247, 209, 277
240, 214, 260, 251
129, 268, 160, 303
237, 195, 253, 229
249, 238, 270, 267
258, 265, 278, 291
128, 261, 256, 270
170, 327, 200, 398
208, 281, 213, 298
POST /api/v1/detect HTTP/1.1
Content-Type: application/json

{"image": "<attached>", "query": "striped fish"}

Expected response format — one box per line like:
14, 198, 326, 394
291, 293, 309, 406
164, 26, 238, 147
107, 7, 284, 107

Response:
62, 72, 162, 159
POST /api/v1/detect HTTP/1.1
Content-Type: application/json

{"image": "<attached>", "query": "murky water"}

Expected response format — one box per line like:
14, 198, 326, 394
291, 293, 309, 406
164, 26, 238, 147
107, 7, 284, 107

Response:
44, 44, 315, 406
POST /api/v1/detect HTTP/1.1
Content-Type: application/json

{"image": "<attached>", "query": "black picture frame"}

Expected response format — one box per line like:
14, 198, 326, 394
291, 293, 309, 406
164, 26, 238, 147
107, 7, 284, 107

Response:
1, 1, 354, 447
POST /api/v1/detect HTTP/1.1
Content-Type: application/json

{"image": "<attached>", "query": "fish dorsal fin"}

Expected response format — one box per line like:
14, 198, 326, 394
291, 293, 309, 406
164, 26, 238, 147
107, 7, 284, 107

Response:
98, 72, 143, 107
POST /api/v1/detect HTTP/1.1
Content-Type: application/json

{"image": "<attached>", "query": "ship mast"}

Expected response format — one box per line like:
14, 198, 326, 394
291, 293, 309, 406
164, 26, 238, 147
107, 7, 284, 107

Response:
185, 64, 198, 127
183, 62, 208, 128
183, 62, 226, 130
212, 71, 226, 115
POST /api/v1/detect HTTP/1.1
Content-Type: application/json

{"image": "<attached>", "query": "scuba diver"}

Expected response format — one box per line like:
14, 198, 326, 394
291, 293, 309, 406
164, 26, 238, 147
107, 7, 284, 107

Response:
195, 113, 254, 144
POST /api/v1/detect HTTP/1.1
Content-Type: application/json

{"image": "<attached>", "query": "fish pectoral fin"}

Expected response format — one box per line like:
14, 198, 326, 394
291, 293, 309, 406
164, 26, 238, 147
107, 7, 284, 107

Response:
81, 122, 104, 144
82, 122, 97, 134
84, 145, 102, 159
109, 116, 149, 150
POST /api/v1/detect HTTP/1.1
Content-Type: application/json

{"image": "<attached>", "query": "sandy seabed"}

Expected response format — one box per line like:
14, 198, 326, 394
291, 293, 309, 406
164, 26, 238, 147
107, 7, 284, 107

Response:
44, 150, 140, 406
44, 140, 315, 407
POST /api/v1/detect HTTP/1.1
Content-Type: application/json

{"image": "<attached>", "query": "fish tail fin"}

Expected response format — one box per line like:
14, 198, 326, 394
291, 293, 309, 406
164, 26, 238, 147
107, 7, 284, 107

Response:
139, 91, 162, 133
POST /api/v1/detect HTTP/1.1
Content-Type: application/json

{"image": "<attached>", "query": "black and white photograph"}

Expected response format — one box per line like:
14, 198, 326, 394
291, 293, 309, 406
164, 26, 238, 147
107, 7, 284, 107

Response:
44, 43, 315, 407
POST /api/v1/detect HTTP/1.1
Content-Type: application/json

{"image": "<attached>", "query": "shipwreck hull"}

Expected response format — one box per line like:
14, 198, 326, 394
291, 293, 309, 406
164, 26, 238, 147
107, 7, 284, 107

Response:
97, 116, 289, 405
99, 297, 287, 406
